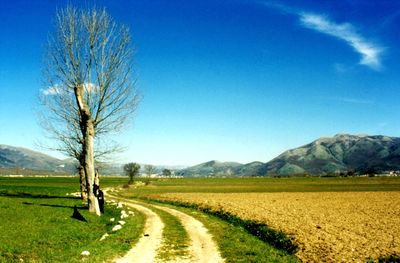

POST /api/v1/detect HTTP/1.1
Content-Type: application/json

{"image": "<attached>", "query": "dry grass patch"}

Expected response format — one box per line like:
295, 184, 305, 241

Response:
149, 192, 400, 262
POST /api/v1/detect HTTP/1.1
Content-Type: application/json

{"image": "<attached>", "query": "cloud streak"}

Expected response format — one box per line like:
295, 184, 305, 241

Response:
41, 83, 99, 96
299, 13, 383, 70
41, 86, 60, 96
259, 2, 384, 70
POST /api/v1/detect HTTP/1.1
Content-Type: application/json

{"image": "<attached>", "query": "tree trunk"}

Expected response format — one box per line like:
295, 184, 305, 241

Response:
84, 126, 100, 215
78, 165, 88, 200
75, 85, 101, 216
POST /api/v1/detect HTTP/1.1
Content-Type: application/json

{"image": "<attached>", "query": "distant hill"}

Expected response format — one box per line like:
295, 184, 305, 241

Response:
264, 134, 400, 175
177, 134, 400, 176
0, 145, 187, 175
2, 134, 400, 176
0, 145, 76, 173
236, 161, 267, 176
176, 160, 268, 177
176, 160, 243, 177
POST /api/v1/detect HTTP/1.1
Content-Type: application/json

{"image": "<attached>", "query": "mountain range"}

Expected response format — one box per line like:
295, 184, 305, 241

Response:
0, 144, 76, 173
0, 145, 185, 175
177, 134, 400, 176
2, 134, 400, 176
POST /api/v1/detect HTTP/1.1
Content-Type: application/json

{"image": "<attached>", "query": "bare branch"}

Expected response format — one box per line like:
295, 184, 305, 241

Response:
40, 5, 140, 163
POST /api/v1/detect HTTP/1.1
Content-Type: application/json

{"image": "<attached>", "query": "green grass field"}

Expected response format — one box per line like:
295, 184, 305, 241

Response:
121, 176, 400, 198
1, 176, 398, 262
0, 176, 144, 263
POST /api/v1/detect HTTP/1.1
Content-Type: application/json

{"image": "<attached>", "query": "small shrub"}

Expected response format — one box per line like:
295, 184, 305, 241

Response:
378, 254, 400, 263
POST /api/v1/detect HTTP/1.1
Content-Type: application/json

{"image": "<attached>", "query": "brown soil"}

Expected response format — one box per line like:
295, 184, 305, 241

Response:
150, 192, 400, 262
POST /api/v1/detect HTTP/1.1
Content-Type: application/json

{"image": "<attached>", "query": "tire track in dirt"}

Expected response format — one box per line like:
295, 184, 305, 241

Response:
153, 204, 224, 263
105, 189, 224, 263
105, 190, 164, 263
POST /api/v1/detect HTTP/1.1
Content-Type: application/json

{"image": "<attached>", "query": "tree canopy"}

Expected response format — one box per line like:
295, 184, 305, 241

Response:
40, 6, 140, 215
124, 162, 141, 184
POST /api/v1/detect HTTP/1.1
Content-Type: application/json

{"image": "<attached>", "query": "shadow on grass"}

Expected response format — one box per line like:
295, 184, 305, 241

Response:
0, 190, 80, 200
378, 254, 400, 263
22, 201, 87, 210
22, 202, 89, 222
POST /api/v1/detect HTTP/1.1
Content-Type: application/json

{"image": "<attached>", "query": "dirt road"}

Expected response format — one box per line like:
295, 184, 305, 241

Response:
115, 202, 164, 263
153, 204, 223, 263
105, 190, 224, 263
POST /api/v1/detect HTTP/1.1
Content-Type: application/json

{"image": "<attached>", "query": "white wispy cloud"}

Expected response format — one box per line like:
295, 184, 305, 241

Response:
299, 13, 383, 70
258, 1, 384, 70
83, 83, 99, 94
41, 85, 60, 96
41, 83, 99, 96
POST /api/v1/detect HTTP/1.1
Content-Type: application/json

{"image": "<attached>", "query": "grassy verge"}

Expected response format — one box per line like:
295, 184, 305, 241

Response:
377, 254, 400, 263
200, 205, 298, 253
0, 177, 145, 262
106, 192, 191, 261
150, 206, 190, 261
144, 201, 299, 263
145, 199, 298, 254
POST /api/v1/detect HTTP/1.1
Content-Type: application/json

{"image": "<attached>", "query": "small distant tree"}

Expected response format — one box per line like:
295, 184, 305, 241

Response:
144, 165, 157, 177
162, 168, 172, 177
365, 167, 376, 177
124, 163, 141, 184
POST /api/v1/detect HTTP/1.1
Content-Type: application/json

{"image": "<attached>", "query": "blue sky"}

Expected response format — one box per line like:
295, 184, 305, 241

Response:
1, 0, 400, 165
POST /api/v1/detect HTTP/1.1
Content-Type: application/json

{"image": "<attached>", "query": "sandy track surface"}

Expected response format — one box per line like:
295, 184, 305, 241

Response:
105, 191, 164, 263
115, 202, 164, 263
153, 204, 224, 263
105, 190, 224, 263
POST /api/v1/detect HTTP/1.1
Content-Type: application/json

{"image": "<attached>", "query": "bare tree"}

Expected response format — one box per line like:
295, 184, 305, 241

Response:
144, 164, 157, 177
37, 111, 122, 201
41, 6, 140, 215
124, 162, 141, 184
162, 169, 172, 177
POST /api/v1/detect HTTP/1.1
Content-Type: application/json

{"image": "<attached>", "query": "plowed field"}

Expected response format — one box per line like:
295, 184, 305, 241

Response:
150, 192, 400, 262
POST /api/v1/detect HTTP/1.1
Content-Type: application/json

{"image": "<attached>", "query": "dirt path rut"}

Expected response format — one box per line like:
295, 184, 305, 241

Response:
106, 191, 164, 263
153, 204, 224, 263
105, 190, 224, 263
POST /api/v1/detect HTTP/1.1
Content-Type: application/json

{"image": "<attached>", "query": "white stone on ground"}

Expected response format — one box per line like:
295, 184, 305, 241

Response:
121, 210, 129, 219
110, 218, 115, 222
118, 220, 126, 225
66, 192, 81, 198
112, 224, 122, 232
100, 233, 109, 241
81, 251, 90, 256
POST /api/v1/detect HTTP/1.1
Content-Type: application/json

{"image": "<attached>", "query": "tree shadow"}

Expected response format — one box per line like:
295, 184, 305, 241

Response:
22, 201, 87, 210
0, 190, 80, 200
22, 202, 89, 222
2, 191, 92, 222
